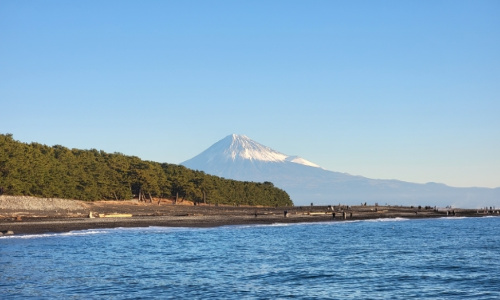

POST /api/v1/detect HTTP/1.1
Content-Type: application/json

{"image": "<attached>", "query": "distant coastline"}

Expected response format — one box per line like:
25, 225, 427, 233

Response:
1, 195, 495, 236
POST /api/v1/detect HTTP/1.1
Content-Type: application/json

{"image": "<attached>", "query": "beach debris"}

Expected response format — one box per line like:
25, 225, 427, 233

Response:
98, 213, 133, 218
308, 212, 327, 216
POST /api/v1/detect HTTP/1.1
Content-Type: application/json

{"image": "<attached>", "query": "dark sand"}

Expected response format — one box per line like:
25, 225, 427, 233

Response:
1, 197, 484, 235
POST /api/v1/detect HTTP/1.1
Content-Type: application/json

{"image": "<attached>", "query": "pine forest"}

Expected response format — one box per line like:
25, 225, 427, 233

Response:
0, 134, 293, 207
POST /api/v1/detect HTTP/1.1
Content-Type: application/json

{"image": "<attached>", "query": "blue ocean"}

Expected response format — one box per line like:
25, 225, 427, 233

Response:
1, 216, 499, 299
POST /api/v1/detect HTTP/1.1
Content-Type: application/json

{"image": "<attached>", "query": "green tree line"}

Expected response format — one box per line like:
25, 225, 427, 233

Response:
0, 134, 293, 206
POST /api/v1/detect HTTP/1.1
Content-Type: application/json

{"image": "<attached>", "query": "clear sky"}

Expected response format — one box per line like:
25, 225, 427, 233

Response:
1, 0, 499, 188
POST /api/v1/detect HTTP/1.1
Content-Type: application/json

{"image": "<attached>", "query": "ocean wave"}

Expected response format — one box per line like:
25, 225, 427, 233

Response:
0, 226, 200, 240
228, 220, 363, 230
438, 216, 468, 220
227, 223, 296, 230
364, 217, 409, 223
0, 229, 108, 240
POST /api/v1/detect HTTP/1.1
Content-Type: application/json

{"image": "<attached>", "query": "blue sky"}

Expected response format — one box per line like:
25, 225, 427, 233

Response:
1, 0, 499, 188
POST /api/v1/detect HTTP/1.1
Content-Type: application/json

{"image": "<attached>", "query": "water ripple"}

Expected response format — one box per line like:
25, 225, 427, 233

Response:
1, 217, 499, 299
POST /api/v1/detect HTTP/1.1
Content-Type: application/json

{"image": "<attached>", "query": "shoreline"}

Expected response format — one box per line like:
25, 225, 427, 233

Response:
2, 210, 490, 237
1, 195, 494, 236
2, 213, 492, 236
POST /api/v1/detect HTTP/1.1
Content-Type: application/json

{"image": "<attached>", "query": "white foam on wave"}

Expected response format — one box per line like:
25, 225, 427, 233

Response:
83, 226, 198, 235
364, 217, 410, 223
228, 220, 363, 230
0, 226, 199, 240
224, 223, 294, 230
143, 226, 204, 233
112, 226, 184, 232
0, 229, 109, 240
222, 218, 415, 231
439, 216, 468, 220
261, 223, 295, 227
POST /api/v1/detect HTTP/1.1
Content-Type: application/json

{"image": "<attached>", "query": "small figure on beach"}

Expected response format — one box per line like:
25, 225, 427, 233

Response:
332, 212, 336, 219
284, 210, 288, 217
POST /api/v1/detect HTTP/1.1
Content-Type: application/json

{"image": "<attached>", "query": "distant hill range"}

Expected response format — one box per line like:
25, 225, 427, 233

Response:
182, 134, 500, 208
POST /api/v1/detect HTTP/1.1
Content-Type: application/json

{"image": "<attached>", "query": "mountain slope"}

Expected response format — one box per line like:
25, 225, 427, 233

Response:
182, 134, 500, 208
185, 134, 320, 167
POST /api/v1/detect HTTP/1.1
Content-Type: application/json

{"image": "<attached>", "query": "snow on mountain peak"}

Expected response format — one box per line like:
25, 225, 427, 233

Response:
225, 134, 288, 162
212, 134, 321, 168
285, 156, 321, 168
182, 134, 321, 168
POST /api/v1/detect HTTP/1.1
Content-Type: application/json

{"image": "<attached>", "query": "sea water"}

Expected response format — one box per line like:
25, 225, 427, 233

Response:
1, 217, 499, 299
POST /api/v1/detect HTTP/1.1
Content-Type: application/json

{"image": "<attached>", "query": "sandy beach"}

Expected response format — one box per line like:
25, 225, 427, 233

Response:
0, 195, 485, 235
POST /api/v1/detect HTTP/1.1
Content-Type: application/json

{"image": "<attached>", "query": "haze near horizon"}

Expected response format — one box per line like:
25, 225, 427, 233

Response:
1, 1, 499, 189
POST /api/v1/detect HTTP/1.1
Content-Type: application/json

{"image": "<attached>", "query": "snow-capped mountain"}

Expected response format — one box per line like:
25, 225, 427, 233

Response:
182, 134, 500, 208
187, 134, 319, 167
